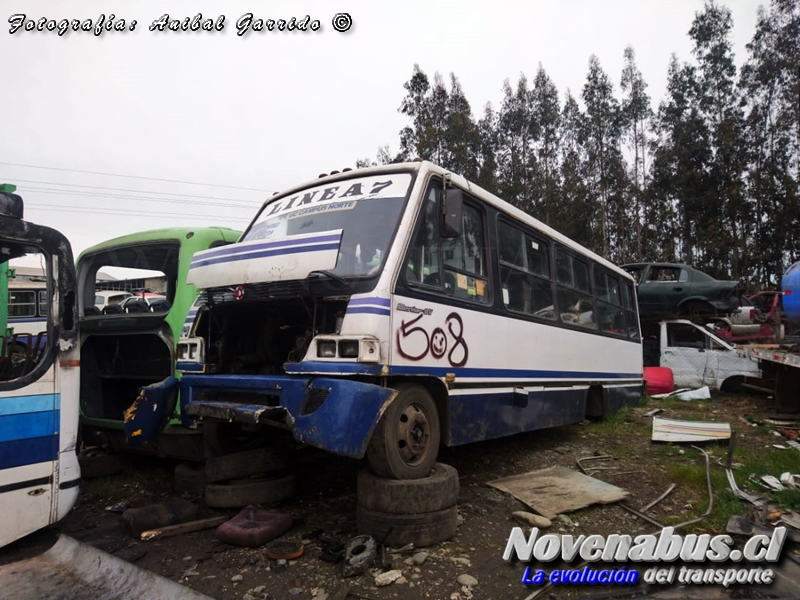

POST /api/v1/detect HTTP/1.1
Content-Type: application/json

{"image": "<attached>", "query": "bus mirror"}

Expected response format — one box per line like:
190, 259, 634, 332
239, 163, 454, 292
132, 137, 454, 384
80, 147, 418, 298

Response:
440, 188, 463, 238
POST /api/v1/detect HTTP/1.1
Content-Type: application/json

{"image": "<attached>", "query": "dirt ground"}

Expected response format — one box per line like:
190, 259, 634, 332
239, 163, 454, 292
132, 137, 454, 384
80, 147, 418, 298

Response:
4, 389, 800, 600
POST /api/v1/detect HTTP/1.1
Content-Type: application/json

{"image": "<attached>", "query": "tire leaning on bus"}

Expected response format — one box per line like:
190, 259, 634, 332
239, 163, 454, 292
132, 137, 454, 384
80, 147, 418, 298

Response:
366, 383, 441, 480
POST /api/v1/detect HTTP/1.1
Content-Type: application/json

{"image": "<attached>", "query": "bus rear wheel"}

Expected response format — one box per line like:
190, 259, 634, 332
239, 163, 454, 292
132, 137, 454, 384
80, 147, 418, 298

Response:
367, 384, 440, 480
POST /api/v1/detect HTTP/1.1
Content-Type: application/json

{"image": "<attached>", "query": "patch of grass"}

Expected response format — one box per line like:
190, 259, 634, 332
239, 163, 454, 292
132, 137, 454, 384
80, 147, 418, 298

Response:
657, 442, 800, 534
587, 406, 646, 437
772, 490, 800, 511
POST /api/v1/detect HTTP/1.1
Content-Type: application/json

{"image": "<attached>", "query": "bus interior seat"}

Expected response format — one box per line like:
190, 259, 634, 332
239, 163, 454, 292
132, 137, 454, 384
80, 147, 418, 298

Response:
149, 299, 171, 312
84, 306, 101, 316
125, 299, 149, 313
103, 304, 124, 315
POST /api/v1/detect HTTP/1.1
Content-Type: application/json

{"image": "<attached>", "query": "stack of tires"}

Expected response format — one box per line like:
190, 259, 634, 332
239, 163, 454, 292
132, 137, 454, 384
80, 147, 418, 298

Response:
174, 447, 296, 509
356, 462, 460, 548
356, 383, 459, 547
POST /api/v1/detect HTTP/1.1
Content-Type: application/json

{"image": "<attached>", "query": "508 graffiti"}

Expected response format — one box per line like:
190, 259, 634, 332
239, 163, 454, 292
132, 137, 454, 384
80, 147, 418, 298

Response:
396, 311, 469, 367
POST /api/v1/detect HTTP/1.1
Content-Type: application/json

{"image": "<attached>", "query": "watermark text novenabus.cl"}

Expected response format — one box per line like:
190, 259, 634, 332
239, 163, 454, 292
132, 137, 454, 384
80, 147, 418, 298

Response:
504, 526, 788, 587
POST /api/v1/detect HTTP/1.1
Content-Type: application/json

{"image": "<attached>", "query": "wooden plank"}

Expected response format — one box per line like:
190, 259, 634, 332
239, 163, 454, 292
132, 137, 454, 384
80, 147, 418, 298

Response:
140, 516, 227, 541
486, 466, 628, 520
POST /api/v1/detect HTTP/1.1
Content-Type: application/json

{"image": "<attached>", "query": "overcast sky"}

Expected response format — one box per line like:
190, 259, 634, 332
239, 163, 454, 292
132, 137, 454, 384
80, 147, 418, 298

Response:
1, 0, 762, 275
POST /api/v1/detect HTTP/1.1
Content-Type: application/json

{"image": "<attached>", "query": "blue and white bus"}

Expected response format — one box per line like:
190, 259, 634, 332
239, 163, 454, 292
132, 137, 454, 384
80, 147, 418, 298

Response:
158, 161, 643, 480
0, 185, 80, 547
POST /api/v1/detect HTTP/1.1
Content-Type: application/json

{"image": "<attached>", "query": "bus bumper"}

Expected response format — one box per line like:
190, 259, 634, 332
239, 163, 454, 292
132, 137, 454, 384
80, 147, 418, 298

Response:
177, 374, 397, 459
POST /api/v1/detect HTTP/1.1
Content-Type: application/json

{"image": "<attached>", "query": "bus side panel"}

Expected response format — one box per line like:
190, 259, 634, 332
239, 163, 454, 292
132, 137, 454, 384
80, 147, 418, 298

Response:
388, 294, 642, 445
55, 356, 80, 521
446, 387, 588, 446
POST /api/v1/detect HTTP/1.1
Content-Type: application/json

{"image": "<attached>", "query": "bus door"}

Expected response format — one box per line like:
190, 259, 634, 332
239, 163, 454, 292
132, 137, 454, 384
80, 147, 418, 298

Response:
0, 186, 80, 548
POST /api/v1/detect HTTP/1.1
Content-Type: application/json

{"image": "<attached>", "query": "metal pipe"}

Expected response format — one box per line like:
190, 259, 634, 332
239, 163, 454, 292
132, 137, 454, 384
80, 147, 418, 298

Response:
640, 483, 678, 513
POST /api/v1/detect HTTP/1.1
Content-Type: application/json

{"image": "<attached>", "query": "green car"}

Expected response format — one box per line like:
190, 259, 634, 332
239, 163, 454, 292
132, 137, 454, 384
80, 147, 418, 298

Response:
622, 262, 742, 319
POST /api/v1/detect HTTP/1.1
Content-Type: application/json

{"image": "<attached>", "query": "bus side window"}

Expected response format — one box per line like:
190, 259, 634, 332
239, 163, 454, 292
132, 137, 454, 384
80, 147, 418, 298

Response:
555, 248, 596, 329
498, 219, 554, 319
38, 291, 48, 316
9, 290, 36, 317
404, 186, 441, 286
441, 203, 490, 303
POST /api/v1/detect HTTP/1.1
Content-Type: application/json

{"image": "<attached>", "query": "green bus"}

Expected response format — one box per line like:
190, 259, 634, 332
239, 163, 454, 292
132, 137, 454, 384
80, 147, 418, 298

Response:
76, 227, 241, 459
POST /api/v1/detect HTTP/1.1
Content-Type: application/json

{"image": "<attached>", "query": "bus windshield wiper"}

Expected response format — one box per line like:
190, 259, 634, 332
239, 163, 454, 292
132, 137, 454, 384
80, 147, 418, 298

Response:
308, 270, 351, 290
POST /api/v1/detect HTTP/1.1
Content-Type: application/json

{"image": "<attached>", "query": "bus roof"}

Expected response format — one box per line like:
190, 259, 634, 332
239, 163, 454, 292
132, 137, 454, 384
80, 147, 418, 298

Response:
9, 279, 46, 289
248, 160, 633, 282
77, 227, 242, 261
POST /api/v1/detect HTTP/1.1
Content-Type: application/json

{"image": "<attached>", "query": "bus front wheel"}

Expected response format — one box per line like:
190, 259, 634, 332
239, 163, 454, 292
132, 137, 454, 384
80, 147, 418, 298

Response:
367, 384, 441, 480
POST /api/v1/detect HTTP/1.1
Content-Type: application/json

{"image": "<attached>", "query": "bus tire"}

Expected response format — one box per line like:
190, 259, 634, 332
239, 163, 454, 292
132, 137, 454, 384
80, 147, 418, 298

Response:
357, 462, 459, 514
174, 462, 207, 496
366, 383, 441, 480
356, 505, 458, 548
205, 447, 288, 484
205, 474, 296, 509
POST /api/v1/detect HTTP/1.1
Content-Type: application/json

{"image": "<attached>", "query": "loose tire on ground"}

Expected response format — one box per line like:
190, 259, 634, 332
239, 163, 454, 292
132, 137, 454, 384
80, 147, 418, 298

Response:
356, 505, 458, 548
366, 383, 441, 480
174, 462, 207, 496
357, 462, 459, 514
205, 474, 296, 509
205, 447, 288, 484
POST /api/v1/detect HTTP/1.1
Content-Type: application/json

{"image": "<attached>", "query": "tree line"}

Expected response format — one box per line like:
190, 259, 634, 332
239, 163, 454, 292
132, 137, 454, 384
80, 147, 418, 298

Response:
357, 0, 798, 289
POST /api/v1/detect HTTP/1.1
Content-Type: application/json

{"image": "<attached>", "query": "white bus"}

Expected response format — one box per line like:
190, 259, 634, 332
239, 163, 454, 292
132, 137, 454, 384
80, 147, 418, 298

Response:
0, 185, 81, 548
161, 161, 643, 480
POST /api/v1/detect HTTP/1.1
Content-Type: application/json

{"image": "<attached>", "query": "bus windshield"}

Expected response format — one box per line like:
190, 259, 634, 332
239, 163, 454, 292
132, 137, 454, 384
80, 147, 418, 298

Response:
242, 173, 412, 278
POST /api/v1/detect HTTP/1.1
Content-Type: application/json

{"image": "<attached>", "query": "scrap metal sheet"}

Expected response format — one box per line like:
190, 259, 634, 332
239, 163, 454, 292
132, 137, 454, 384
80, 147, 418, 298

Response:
486, 466, 629, 520
651, 417, 731, 443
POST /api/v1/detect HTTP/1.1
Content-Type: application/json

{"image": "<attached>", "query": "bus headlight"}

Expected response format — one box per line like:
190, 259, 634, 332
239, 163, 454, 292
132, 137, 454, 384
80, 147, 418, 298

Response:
317, 340, 337, 358
338, 340, 358, 358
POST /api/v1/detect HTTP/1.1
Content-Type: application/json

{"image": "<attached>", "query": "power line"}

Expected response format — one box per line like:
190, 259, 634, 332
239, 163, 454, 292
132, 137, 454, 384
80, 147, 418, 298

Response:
3, 177, 265, 203
26, 202, 249, 224
20, 186, 260, 210
0, 161, 276, 193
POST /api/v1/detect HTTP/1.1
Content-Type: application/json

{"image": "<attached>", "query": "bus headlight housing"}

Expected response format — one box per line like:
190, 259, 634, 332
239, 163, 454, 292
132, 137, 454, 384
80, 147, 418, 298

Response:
338, 340, 359, 358
317, 340, 337, 358
311, 336, 380, 362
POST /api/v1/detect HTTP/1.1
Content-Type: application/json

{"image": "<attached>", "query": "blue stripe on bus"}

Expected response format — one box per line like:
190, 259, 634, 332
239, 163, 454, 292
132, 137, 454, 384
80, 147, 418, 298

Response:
8, 317, 47, 323
389, 365, 642, 379
0, 410, 58, 443
190, 233, 342, 267
0, 394, 60, 417
345, 307, 391, 316
0, 435, 59, 469
191, 242, 341, 269
348, 297, 391, 307
284, 362, 641, 380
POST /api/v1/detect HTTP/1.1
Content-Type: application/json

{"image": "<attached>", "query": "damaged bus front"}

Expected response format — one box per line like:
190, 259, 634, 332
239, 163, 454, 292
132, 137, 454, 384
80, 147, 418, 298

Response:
146, 162, 642, 480
76, 227, 240, 460
0, 184, 80, 548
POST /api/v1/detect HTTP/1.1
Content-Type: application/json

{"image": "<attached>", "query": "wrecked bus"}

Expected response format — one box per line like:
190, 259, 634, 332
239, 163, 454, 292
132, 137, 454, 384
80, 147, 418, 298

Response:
76, 227, 240, 460
161, 161, 643, 479
0, 184, 80, 547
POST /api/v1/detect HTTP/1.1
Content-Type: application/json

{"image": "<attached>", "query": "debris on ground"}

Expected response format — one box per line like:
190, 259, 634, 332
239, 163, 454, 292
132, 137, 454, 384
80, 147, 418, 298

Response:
140, 516, 227, 541
487, 465, 628, 519
651, 416, 731, 442
651, 386, 711, 401
512, 511, 552, 528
